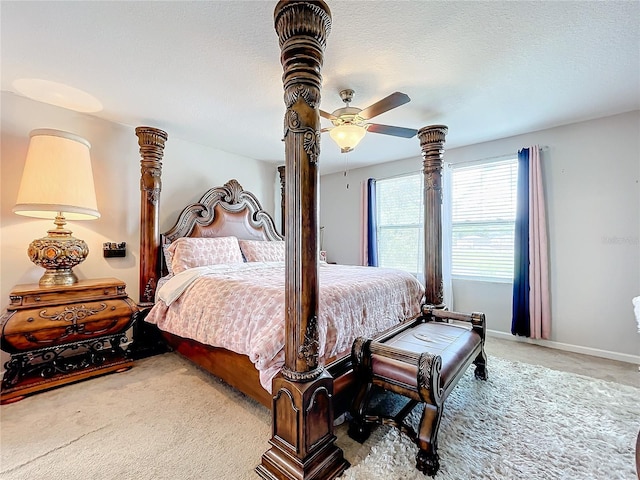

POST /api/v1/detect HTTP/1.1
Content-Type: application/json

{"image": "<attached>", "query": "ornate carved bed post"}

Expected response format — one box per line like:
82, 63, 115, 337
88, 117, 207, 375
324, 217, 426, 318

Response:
418, 125, 448, 309
130, 126, 169, 359
278, 165, 285, 235
257, 2, 348, 479
135, 126, 168, 307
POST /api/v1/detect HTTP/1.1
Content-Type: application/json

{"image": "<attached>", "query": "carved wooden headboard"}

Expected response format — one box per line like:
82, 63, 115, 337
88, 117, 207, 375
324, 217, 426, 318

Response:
160, 179, 283, 276
134, 123, 283, 306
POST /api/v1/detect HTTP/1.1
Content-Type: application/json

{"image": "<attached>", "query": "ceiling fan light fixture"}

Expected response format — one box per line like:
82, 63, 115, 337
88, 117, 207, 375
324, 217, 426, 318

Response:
329, 124, 367, 153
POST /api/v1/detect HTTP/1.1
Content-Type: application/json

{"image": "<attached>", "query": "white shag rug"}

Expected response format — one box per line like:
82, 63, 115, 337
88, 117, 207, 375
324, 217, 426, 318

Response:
338, 356, 639, 480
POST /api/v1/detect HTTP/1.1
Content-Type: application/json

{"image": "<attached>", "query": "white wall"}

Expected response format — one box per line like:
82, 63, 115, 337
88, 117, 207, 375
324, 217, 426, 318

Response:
320, 111, 640, 361
1, 92, 278, 309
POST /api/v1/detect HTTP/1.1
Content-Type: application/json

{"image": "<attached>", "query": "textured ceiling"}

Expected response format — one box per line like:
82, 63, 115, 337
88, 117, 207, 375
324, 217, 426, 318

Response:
2, 1, 639, 174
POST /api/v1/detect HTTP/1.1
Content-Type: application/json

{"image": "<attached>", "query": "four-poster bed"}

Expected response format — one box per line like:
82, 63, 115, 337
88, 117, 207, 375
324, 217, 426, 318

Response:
140, 177, 424, 409
133, 2, 483, 479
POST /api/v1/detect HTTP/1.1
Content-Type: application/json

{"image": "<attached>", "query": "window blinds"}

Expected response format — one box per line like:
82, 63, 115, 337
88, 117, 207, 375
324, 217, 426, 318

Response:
451, 158, 517, 280
376, 174, 424, 276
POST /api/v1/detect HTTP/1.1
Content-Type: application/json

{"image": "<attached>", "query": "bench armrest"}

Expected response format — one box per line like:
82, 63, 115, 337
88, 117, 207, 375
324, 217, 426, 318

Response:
351, 337, 443, 405
421, 305, 486, 341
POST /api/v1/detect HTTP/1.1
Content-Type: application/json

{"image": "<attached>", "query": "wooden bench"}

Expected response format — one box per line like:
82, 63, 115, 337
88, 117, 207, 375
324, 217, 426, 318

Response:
348, 306, 488, 476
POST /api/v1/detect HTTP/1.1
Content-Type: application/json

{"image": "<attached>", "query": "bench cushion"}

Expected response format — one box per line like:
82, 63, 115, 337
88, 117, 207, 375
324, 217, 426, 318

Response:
371, 322, 482, 390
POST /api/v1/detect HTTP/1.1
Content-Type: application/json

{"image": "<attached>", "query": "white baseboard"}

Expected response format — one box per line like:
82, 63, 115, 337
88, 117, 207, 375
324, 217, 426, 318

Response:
487, 329, 640, 365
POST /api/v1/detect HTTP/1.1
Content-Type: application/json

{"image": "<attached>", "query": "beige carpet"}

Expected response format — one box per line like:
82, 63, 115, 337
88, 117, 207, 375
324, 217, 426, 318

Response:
1, 348, 638, 479
0, 354, 271, 480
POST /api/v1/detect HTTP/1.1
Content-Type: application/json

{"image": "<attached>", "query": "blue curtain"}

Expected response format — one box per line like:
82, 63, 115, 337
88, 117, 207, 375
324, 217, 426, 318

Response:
512, 148, 530, 336
367, 178, 378, 267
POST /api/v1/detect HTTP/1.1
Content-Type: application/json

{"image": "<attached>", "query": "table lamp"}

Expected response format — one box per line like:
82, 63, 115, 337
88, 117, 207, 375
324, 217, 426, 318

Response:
13, 129, 100, 286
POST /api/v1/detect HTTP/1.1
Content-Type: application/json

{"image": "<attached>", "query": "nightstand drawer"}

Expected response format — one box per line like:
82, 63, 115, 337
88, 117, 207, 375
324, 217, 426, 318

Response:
8, 279, 126, 309
1, 297, 136, 353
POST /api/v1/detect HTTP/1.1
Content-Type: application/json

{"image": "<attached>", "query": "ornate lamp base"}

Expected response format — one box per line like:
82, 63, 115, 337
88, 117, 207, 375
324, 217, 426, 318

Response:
38, 267, 80, 286
28, 225, 89, 286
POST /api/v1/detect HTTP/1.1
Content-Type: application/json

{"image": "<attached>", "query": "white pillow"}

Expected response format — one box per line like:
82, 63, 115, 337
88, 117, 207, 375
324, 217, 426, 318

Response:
166, 236, 244, 274
238, 240, 285, 262
162, 244, 174, 275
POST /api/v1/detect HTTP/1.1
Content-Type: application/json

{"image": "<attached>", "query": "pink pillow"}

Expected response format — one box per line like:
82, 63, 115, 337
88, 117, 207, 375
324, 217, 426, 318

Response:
238, 240, 285, 262
166, 236, 243, 274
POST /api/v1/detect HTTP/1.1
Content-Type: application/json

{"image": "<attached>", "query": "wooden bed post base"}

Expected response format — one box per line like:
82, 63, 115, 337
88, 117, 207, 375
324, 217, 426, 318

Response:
256, 371, 348, 480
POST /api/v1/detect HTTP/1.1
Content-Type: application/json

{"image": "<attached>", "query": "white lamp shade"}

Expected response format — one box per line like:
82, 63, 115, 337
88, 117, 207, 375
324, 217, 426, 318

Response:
13, 129, 100, 220
329, 124, 367, 153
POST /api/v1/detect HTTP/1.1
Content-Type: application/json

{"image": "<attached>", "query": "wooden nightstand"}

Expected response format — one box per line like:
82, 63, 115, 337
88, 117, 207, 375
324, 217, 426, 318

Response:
0, 278, 138, 404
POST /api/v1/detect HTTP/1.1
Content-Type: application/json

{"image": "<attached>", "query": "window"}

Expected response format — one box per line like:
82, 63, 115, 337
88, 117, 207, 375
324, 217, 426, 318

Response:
375, 173, 424, 276
375, 158, 517, 282
451, 158, 517, 280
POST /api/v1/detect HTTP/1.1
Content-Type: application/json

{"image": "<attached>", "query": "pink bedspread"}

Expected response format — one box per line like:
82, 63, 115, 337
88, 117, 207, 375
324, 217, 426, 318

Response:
146, 262, 424, 391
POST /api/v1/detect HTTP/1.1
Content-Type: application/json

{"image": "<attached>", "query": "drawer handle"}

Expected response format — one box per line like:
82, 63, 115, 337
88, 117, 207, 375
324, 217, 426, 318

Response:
27, 317, 34, 322
104, 289, 110, 295
35, 296, 41, 302
111, 306, 116, 311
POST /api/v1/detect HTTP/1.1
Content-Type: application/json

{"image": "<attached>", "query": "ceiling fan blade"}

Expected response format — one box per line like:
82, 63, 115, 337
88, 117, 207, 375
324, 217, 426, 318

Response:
320, 109, 337, 120
358, 92, 411, 120
367, 123, 418, 138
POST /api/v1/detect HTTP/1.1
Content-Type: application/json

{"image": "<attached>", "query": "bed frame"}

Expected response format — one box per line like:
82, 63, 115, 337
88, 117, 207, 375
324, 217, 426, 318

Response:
134, 2, 449, 479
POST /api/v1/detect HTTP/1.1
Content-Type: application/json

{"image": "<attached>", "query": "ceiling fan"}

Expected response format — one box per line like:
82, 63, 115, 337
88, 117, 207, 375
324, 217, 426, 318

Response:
320, 89, 418, 153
